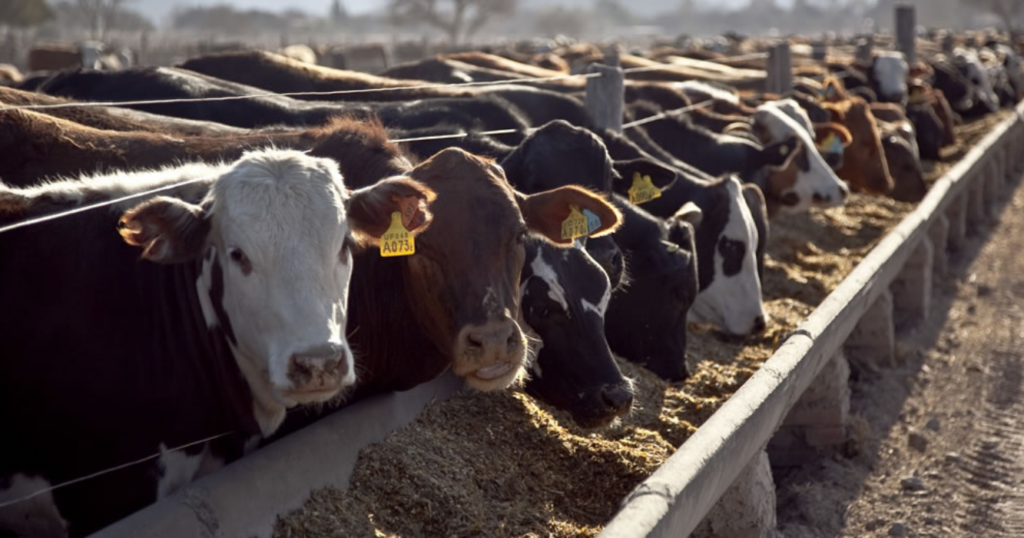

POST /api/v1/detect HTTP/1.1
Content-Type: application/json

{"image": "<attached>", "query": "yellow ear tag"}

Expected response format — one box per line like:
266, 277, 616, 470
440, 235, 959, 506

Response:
628, 172, 662, 205
379, 212, 414, 257
817, 132, 840, 154
561, 205, 590, 241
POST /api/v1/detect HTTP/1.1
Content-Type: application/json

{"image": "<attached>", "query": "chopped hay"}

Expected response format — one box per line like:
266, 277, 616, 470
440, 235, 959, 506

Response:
273, 112, 1010, 538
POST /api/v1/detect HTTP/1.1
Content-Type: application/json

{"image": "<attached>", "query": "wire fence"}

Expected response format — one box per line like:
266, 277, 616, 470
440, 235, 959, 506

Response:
0, 53, 754, 509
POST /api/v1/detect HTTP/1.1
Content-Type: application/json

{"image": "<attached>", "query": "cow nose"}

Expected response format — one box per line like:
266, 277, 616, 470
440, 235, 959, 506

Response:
812, 192, 831, 204
288, 343, 347, 387
465, 319, 520, 356
751, 315, 767, 334
601, 383, 634, 415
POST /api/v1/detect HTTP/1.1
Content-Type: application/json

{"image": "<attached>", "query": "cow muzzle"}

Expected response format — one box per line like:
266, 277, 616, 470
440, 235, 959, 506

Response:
453, 317, 527, 390
285, 343, 353, 402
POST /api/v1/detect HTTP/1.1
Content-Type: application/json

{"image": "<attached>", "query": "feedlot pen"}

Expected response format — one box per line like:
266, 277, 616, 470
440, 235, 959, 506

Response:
95, 106, 1024, 538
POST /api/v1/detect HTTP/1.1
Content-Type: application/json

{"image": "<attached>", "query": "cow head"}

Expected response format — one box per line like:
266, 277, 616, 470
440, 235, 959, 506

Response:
604, 197, 699, 381
881, 128, 928, 203
753, 101, 850, 214
521, 239, 632, 428
403, 147, 620, 391
685, 177, 770, 336
118, 150, 435, 435
821, 99, 895, 195
499, 120, 632, 289
872, 51, 910, 104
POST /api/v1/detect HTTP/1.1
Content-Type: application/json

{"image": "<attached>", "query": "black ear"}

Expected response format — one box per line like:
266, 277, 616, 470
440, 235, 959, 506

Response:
612, 158, 677, 192
741, 184, 768, 280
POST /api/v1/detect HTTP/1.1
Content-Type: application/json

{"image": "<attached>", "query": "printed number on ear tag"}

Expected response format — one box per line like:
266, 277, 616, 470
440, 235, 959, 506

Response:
561, 205, 594, 241
380, 212, 415, 257
628, 172, 662, 205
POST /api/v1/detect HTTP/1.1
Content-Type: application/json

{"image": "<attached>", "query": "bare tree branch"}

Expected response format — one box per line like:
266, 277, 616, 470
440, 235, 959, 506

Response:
389, 0, 517, 43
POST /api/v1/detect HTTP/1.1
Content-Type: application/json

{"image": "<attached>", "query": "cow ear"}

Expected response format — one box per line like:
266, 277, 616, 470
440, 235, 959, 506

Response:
517, 186, 621, 245
346, 176, 436, 245
119, 196, 210, 264
815, 123, 853, 148
673, 201, 704, 228
741, 184, 769, 279
760, 136, 801, 169
612, 158, 677, 190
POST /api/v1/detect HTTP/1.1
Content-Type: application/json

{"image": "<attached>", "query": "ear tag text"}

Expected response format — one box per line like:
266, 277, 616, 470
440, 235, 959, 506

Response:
628, 172, 662, 205
380, 212, 415, 257
561, 205, 590, 240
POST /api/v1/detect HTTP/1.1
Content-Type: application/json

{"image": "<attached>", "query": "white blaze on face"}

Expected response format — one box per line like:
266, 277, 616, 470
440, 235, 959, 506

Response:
528, 249, 570, 315
688, 178, 767, 335
873, 51, 910, 103
755, 100, 850, 213
0, 474, 68, 538
196, 150, 357, 435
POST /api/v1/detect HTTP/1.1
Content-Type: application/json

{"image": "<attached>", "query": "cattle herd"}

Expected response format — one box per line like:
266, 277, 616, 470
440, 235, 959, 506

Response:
0, 27, 1021, 537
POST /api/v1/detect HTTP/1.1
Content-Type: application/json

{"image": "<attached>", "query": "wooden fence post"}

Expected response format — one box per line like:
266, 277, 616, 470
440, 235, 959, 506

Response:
766, 42, 792, 95
855, 36, 874, 63
895, 5, 916, 67
585, 45, 625, 133
812, 39, 828, 61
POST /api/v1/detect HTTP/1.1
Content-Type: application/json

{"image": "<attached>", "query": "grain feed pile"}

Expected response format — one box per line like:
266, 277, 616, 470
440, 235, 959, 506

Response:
274, 112, 1009, 538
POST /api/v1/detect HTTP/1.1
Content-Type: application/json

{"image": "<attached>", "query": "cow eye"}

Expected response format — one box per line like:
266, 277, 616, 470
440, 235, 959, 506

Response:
227, 247, 251, 274
516, 229, 528, 245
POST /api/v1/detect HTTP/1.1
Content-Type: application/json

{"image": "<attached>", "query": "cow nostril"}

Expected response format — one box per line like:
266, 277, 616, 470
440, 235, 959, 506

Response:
813, 193, 829, 203
601, 384, 634, 413
467, 333, 484, 350
752, 315, 767, 334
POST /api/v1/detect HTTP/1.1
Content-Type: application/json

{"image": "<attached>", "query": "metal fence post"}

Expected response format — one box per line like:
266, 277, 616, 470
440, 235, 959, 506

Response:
586, 45, 625, 133
766, 42, 792, 95
896, 5, 916, 66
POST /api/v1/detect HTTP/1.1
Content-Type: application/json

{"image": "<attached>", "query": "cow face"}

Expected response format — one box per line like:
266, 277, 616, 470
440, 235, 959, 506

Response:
520, 239, 632, 428
872, 52, 910, 104
882, 130, 928, 203
605, 199, 699, 381
403, 148, 620, 392
119, 150, 435, 435
823, 100, 894, 195
954, 48, 1000, 114
499, 120, 630, 289
686, 177, 769, 336
754, 102, 850, 214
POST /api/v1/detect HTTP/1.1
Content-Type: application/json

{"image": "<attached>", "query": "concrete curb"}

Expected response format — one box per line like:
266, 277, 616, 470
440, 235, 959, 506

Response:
599, 105, 1024, 538
91, 373, 464, 538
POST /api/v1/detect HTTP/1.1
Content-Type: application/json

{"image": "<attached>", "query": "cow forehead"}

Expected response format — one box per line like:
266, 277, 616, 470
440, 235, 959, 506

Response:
211, 151, 346, 244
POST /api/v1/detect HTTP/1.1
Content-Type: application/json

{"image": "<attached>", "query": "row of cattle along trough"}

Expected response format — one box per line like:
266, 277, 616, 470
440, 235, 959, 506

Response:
0, 27, 1017, 538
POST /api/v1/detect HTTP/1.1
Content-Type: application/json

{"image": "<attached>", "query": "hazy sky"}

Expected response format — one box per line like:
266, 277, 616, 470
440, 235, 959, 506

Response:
139, 0, 767, 25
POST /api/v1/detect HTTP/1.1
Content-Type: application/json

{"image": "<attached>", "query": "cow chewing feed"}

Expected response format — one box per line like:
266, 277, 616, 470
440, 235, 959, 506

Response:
822, 97, 895, 195
0, 148, 435, 536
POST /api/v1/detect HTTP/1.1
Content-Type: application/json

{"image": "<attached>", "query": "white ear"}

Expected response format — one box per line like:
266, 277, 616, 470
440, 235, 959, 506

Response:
674, 201, 704, 228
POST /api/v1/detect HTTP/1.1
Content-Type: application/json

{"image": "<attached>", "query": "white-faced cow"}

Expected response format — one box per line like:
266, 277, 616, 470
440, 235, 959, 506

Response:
0, 149, 435, 536
752, 100, 851, 213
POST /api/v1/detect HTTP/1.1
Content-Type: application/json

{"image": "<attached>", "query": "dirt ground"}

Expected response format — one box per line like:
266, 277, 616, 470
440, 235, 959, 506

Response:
775, 169, 1024, 537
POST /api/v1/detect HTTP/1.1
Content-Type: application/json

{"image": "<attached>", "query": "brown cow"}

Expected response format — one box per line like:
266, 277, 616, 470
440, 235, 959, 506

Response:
441, 51, 568, 79
0, 86, 247, 137
822, 96, 894, 195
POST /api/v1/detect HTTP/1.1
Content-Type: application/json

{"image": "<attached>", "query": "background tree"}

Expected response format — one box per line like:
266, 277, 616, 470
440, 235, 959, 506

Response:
74, 0, 128, 39
967, 0, 1024, 37
0, 0, 54, 27
388, 0, 517, 44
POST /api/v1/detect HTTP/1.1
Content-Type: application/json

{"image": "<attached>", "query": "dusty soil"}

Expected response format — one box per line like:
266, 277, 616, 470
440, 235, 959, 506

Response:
273, 113, 1014, 538
775, 160, 1024, 536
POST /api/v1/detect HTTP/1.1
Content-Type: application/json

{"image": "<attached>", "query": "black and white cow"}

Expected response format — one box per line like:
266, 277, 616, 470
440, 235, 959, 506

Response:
0, 149, 434, 536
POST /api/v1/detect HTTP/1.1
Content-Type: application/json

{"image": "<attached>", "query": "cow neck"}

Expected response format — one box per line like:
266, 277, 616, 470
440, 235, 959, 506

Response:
158, 257, 262, 437
346, 250, 445, 395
